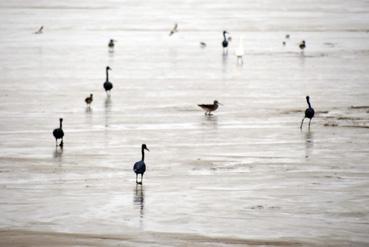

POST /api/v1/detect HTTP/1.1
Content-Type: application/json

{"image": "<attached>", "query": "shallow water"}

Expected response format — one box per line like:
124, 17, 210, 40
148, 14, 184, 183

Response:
0, 0, 369, 245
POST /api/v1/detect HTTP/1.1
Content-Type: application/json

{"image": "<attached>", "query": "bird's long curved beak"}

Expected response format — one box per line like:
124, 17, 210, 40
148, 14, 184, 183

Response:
145, 147, 150, 152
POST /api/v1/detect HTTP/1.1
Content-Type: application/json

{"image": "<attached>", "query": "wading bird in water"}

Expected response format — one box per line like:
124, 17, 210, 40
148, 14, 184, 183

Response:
222, 31, 229, 54
103, 66, 113, 95
108, 39, 115, 49
198, 100, 222, 115
133, 144, 150, 184
85, 93, 93, 106
169, 23, 178, 36
300, 96, 315, 129
53, 118, 64, 147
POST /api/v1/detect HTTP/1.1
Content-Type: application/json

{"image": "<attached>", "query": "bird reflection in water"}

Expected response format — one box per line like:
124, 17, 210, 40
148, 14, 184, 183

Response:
202, 114, 218, 129
134, 184, 145, 219
53, 146, 63, 162
104, 96, 112, 127
304, 130, 314, 159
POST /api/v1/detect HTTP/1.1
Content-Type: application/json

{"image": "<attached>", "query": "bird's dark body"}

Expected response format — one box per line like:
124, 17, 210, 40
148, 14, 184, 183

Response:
222, 40, 228, 48
103, 81, 113, 91
53, 128, 64, 140
198, 103, 219, 112
133, 160, 146, 175
299, 41, 306, 50
305, 108, 315, 119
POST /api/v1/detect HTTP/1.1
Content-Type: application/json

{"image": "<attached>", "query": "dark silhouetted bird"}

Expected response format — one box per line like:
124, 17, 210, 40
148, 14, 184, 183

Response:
200, 42, 207, 48
300, 96, 315, 129
198, 100, 222, 115
85, 93, 93, 106
103, 66, 113, 94
299, 40, 306, 51
53, 118, 64, 147
133, 144, 150, 184
169, 23, 178, 36
222, 31, 229, 53
108, 39, 115, 48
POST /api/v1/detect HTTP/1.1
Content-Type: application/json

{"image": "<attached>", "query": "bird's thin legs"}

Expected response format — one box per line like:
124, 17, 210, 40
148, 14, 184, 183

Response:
136, 174, 138, 184
55, 139, 58, 147
308, 119, 312, 129
141, 174, 143, 184
300, 118, 305, 129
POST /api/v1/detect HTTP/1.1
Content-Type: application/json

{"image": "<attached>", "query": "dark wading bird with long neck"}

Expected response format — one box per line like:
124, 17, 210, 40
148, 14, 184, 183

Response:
103, 66, 113, 95
133, 144, 150, 184
198, 100, 222, 115
300, 96, 315, 129
222, 31, 229, 53
53, 118, 64, 147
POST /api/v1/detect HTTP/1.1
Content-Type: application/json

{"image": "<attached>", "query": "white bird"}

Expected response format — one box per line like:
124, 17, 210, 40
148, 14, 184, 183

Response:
235, 37, 245, 64
169, 23, 178, 36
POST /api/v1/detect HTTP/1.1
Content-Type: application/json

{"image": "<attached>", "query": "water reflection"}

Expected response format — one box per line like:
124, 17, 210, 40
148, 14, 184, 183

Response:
304, 130, 314, 159
85, 106, 92, 113
104, 96, 112, 127
53, 146, 63, 163
133, 184, 145, 218
201, 114, 218, 129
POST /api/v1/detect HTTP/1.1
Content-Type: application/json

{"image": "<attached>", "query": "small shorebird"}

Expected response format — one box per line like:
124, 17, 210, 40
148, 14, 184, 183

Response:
282, 41, 286, 46
133, 144, 150, 184
53, 118, 64, 147
299, 40, 306, 51
200, 42, 207, 48
169, 23, 178, 36
85, 93, 93, 106
34, 26, 43, 34
198, 100, 222, 115
103, 66, 113, 95
300, 96, 315, 129
285, 34, 290, 39
222, 31, 229, 54
108, 39, 115, 49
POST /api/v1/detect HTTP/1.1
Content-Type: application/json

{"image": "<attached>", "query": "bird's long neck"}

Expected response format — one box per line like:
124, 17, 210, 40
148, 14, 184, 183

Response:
306, 98, 312, 108
106, 68, 109, 81
59, 120, 63, 129
141, 147, 145, 161
223, 32, 227, 41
